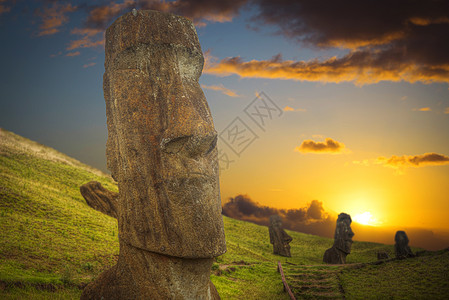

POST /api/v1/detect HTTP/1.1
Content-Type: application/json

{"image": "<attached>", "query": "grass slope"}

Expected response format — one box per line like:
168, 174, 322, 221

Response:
1, 128, 447, 299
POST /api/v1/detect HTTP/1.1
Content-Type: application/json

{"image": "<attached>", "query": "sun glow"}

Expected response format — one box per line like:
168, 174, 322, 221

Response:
353, 212, 379, 226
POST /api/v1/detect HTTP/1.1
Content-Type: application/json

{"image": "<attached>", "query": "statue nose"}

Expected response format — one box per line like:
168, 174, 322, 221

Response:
161, 92, 216, 157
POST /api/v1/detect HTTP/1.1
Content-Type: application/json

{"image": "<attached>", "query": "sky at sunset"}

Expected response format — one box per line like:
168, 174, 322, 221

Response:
1, 1, 448, 247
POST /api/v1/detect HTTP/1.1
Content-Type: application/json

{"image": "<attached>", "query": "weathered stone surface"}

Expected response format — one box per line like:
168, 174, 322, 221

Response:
82, 9, 225, 299
269, 215, 293, 257
323, 213, 354, 264
104, 9, 225, 259
82, 241, 217, 300
80, 181, 118, 218
395, 231, 414, 259
323, 246, 345, 264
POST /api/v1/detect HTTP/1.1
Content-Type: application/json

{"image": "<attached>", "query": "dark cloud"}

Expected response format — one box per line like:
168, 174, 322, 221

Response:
205, 0, 449, 85
253, 0, 449, 48
222, 194, 449, 251
204, 42, 449, 84
222, 195, 336, 238
377, 152, 449, 168
294, 138, 347, 154
68, 0, 248, 51
137, 0, 249, 25
307, 199, 324, 219
60, 0, 448, 83
79, 0, 248, 32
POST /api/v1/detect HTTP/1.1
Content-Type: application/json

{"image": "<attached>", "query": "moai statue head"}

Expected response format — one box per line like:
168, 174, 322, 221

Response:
269, 215, 293, 257
104, 10, 226, 258
395, 230, 414, 258
333, 213, 354, 254
395, 230, 409, 246
270, 215, 283, 230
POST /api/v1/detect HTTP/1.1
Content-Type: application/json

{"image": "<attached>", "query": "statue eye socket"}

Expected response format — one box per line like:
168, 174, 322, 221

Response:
161, 136, 191, 154
162, 134, 217, 157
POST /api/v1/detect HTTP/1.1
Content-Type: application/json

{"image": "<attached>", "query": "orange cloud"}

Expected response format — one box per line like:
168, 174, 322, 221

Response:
295, 138, 347, 154
352, 160, 370, 166
83, 62, 96, 68
85, 0, 134, 29
201, 84, 240, 97
408, 16, 449, 26
377, 153, 449, 168
413, 107, 432, 112
66, 51, 80, 57
283, 106, 306, 112
67, 32, 104, 51
67, 27, 104, 51
137, 0, 247, 25
65, 0, 133, 52
71, 28, 103, 37
444, 107, 449, 114
36, 3, 77, 36
50, 51, 62, 58
204, 53, 449, 85
76, 0, 245, 35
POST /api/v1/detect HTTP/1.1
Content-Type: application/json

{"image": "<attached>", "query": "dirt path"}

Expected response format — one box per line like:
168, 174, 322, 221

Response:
282, 264, 347, 299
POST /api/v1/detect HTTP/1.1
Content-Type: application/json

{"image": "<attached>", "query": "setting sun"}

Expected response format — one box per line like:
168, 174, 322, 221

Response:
353, 212, 379, 226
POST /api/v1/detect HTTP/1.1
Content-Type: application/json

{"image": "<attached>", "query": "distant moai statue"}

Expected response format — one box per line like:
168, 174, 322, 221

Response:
81, 10, 226, 300
395, 231, 414, 259
323, 213, 354, 264
269, 215, 293, 257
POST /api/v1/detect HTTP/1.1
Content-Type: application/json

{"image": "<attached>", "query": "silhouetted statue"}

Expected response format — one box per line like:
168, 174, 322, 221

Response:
81, 9, 226, 300
323, 213, 354, 264
269, 215, 293, 257
395, 231, 414, 259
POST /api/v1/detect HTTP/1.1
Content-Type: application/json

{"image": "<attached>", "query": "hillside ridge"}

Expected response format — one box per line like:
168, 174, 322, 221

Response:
1, 128, 448, 299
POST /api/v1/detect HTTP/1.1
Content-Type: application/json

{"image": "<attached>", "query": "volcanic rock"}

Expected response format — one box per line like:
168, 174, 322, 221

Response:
323, 213, 354, 264
269, 215, 293, 257
395, 231, 415, 259
80, 181, 118, 218
81, 9, 226, 299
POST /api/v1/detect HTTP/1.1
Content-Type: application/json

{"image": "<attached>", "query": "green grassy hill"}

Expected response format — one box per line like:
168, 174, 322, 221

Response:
1, 128, 448, 299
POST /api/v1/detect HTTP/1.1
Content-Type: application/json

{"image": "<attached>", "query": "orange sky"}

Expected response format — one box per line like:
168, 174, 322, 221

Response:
216, 87, 449, 231
1, 1, 448, 236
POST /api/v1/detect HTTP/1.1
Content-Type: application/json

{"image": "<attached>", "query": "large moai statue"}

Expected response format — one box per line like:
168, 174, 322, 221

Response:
269, 215, 293, 257
323, 213, 354, 264
394, 231, 414, 259
81, 10, 226, 299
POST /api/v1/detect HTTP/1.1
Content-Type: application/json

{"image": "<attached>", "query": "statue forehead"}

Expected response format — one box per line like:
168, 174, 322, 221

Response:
105, 10, 202, 70
270, 215, 282, 222
109, 44, 204, 70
